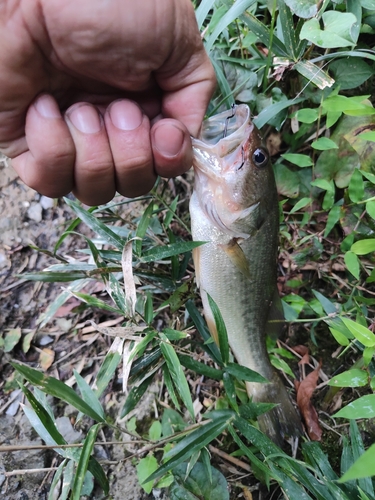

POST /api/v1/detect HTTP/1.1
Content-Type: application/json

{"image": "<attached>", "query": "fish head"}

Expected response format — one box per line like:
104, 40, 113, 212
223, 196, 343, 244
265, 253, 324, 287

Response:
192, 104, 276, 238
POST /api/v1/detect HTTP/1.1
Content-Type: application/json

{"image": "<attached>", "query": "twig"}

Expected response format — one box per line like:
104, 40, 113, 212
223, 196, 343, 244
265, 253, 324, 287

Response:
4, 467, 59, 477
209, 445, 252, 472
0, 440, 146, 453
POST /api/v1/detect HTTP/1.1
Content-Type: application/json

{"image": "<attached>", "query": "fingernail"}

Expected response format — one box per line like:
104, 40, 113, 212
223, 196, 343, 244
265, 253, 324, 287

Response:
66, 104, 102, 134
153, 124, 184, 157
109, 100, 143, 130
34, 94, 61, 119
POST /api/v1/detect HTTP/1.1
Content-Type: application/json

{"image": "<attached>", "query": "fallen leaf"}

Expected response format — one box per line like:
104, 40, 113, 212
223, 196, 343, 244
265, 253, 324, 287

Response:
4, 328, 22, 352
55, 297, 82, 317
296, 362, 322, 441
293, 345, 309, 357
299, 353, 310, 366
39, 348, 55, 371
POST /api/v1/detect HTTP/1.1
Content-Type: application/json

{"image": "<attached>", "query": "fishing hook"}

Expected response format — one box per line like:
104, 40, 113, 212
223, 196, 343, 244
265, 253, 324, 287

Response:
237, 146, 245, 170
223, 103, 236, 138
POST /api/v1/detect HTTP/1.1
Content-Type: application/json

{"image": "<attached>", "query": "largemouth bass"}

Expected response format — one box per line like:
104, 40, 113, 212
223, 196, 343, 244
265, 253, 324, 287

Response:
190, 104, 302, 444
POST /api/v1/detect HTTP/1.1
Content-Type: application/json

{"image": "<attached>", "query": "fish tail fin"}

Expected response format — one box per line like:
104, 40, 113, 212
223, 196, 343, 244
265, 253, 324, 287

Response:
246, 373, 303, 448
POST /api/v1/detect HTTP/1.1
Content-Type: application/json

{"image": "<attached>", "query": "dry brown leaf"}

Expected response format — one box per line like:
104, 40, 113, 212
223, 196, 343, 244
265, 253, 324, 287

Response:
299, 353, 310, 366
296, 362, 322, 441
55, 297, 81, 317
293, 345, 309, 357
39, 348, 55, 371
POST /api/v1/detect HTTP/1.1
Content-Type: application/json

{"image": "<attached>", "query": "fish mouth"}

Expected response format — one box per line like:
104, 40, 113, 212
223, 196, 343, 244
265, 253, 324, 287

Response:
192, 104, 253, 178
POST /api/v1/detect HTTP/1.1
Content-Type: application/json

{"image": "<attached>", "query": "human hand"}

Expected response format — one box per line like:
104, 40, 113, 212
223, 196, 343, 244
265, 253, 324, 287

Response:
0, 0, 215, 205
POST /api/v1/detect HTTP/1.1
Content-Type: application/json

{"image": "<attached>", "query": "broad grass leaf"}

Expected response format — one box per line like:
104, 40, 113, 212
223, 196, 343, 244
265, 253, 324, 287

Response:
328, 369, 368, 388
162, 363, 181, 411
87, 457, 109, 495
59, 459, 75, 500
334, 394, 375, 419
160, 332, 194, 418
281, 153, 314, 168
48, 459, 68, 500
290, 197, 311, 214
348, 420, 375, 497
95, 350, 122, 397
141, 241, 206, 263
204, 0, 257, 53
329, 327, 350, 347
64, 197, 125, 250
137, 455, 158, 494
12, 363, 106, 422
72, 424, 100, 500
74, 370, 105, 420
341, 317, 375, 347
241, 12, 288, 57
21, 385, 66, 446
69, 290, 123, 314
207, 294, 229, 365
146, 416, 232, 483
121, 241, 136, 316
223, 372, 238, 412
254, 97, 305, 129
270, 356, 295, 379
351, 238, 375, 255
195, 0, 216, 29
135, 201, 154, 256
277, 0, 299, 60
170, 462, 229, 500
178, 354, 223, 380
344, 251, 360, 280
311, 138, 339, 150
294, 60, 335, 90
121, 373, 155, 418
225, 362, 268, 383
20, 271, 88, 282
268, 463, 313, 499
346, 0, 361, 45
312, 290, 337, 315
340, 443, 375, 483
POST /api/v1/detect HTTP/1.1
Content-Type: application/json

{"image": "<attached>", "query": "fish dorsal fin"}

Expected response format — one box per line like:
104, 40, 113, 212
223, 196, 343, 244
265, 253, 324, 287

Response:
219, 238, 251, 280
266, 286, 285, 339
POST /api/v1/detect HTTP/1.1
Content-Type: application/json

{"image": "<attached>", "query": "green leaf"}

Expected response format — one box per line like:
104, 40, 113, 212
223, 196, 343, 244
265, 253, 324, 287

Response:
205, 0, 257, 53
312, 290, 337, 315
284, 0, 318, 18
64, 198, 125, 250
340, 443, 375, 483
344, 251, 360, 280
281, 153, 314, 168
341, 317, 375, 347
207, 294, 229, 366
225, 362, 268, 384
329, 58, 374, 90
294, 60, 335, 90
334, 394, 375, 419
223, 372, 238, 411
20, 385, 66, 447
146, 416, 232, 483
121, 374, 155, 419
149, 421, 162, 441
324, 205, 341, 237
74, 370, 105, 420
87, 457, 109, 495
311, 138, 339, 150
95, 350, 122, 398
351, 239, 375, 255
290, 197, 311, 214
359, 131, 375, 142
329, 327, 350, 347
160, 332, 195, 419
254, 98, 305, 129
295, 108, 319, 124
348, 420, 375, 497
72, 424, 100, 500
12, 363, 105, 422
348, 169, 365, 203
4, 328, 21, 352
366, 200, 375, 220
300, 12, 358, 48
135, 201, 154, 256
195, 0, 216, 29
137, 455, 158, 494
178, 354, 223, 380
363, 346, 375, 367
328, 369, 368, 388
141, 241, 206, 263
241, 12, 288, 58
170, 462, 229, 500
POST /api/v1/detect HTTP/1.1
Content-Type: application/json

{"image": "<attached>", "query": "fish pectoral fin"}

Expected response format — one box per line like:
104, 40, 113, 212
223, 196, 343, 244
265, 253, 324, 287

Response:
219, 238, 251, 280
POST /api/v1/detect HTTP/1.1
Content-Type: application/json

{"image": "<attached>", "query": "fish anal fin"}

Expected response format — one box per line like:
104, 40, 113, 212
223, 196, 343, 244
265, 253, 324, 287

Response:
220, 238, 251, 280
205, 314, 219, 346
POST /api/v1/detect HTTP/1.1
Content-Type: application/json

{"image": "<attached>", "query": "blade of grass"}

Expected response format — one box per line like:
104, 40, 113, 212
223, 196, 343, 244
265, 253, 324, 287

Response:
72, 424, 100, 500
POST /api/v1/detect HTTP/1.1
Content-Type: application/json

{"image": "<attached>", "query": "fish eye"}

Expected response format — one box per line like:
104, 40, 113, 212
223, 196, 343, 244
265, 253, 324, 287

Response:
252, 148, 268, 168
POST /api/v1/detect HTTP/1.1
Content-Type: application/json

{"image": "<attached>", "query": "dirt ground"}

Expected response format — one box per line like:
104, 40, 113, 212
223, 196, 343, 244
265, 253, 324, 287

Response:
0, 158, 156, 499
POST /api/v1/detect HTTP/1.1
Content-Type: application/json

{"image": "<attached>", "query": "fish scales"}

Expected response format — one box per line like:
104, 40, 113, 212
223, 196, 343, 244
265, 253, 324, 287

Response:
190, 104, 302, 444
